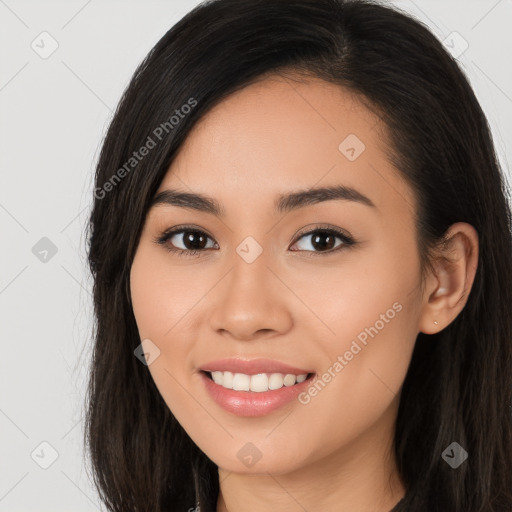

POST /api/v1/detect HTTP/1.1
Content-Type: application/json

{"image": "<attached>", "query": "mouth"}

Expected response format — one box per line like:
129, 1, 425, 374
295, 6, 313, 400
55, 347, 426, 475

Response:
200, 370, 316, 392
197, 357, 317, 416
199, 369, 317, 416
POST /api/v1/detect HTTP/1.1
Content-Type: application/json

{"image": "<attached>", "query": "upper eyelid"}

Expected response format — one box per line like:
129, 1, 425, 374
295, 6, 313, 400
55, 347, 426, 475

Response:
293, 224, 352, 240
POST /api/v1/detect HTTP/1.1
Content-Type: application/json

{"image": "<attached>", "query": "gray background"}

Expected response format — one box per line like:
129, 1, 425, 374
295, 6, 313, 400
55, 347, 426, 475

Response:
1, 0, 511, 510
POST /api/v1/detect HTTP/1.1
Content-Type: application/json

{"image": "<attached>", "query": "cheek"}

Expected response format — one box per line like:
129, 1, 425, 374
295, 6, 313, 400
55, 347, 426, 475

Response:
299, 238, 421, 408
291, 294, 416, 465
130, 247, 165, 337
284, 243, 420, 353
130, 243, 200, 338
129, 245, 207, 416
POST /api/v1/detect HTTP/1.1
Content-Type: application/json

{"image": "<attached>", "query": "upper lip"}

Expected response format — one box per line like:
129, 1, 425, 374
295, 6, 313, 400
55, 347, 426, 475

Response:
199, 358, 313, 375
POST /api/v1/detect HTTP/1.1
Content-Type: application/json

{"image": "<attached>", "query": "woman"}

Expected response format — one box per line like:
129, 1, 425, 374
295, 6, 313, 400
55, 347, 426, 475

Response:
84, 0, 512, 510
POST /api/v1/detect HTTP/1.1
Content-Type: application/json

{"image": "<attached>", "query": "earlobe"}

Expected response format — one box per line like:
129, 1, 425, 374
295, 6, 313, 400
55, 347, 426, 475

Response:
418, 222, 479, 335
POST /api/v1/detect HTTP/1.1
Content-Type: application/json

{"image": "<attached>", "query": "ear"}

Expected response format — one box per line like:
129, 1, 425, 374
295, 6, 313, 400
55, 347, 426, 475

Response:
418, 222, 479, 334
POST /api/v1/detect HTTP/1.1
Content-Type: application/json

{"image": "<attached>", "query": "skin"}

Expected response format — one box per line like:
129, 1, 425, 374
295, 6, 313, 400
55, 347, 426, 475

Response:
129, 73, 478, 511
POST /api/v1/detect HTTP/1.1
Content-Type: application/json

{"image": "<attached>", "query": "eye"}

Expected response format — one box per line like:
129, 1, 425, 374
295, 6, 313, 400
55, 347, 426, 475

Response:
154, 223, 356, 258
289, 225, 355, 255
154, 226, 217, 257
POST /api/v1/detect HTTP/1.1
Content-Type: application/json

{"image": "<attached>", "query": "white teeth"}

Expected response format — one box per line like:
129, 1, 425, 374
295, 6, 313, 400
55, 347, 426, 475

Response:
283, 374, 296, 386
250, 373, 268, 392
232, 373, 250, 391
222, 371, 233, 388
269, 373, 285, 390
208, 371, 309, 392
212, 371, 224, 385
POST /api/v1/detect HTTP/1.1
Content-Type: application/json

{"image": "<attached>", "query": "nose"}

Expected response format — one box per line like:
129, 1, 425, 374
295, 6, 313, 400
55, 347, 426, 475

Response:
208, 250, 293, 342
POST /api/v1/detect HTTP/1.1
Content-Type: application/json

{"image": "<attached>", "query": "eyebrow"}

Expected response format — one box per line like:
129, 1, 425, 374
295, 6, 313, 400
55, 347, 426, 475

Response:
149, 185, 376, 217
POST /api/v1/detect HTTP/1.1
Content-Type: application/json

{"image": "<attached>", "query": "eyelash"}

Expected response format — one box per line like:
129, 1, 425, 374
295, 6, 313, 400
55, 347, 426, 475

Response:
153, 223, 356, 258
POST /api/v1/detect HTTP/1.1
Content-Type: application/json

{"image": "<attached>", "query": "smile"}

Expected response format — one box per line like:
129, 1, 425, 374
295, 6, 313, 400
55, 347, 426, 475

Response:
199, 369, 316, 417
205, 370, 310, 392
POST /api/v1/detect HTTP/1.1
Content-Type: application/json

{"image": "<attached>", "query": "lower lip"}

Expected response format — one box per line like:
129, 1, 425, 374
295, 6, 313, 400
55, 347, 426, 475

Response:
199, 371, 315, 417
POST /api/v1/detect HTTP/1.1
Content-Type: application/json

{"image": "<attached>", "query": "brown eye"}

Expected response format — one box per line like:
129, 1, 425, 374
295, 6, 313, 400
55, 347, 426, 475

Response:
290, 228, 355, 254
170, 230, 212, 250
155, 227, 218, 257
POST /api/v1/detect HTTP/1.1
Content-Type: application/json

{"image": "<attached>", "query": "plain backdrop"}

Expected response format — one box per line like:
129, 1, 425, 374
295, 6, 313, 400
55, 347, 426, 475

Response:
1, 0, 511, 510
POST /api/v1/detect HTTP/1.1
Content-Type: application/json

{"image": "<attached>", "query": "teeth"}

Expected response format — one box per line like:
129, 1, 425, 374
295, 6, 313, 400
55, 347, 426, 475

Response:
233, 373, 250, 391
209, 371, 309, 392
250, 373, 268, 392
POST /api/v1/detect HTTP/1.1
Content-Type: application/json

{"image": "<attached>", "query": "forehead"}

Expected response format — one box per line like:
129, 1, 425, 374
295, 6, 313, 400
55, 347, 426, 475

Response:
154, 73, 413, 217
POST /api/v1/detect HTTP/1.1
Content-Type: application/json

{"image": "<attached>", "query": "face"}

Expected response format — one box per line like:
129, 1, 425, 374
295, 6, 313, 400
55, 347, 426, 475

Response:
130, 73, 425, 476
